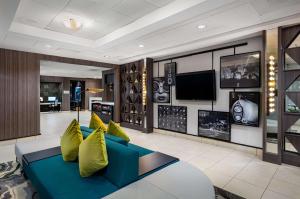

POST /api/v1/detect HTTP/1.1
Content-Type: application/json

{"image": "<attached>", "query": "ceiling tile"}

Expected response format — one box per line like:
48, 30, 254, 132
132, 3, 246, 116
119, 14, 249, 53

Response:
145, 0, 174, 7
250, 0, 300, 16
15, 0, 69, 28
112, 0, 158, 18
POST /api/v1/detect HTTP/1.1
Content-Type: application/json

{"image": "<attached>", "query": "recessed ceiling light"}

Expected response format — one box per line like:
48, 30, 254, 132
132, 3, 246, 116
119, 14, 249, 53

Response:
197, 25, 206, 29
139, 44, 144, 48
63, 18, 82, 31
45, 44, 52, 48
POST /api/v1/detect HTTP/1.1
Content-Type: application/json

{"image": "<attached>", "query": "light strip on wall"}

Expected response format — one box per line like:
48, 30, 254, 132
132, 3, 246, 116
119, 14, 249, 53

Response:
268, 55, 276, 113
142, 69, 147, 106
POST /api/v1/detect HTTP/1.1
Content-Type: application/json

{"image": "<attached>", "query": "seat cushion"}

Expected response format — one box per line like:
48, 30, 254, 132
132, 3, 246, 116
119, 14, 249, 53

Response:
24, 155, 118, 199
89, 112, 107, 131
80, 126, 94, 138
79, 128, 108, 177
105, 133, 128, 146
107, 121, 130, 142
127, 143, 153, 157
81, 126, 128, 146
61, 119, 83, 161
103, 139, 139, 187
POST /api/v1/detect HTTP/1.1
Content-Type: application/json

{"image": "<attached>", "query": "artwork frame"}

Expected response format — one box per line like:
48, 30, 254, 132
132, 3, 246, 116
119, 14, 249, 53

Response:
164, 62, 177, 85
198, 110, 231, 141
229, 92, 260, 127
158, 105, 187, 134
152, 77, 170, 103
220, 51, 261, 88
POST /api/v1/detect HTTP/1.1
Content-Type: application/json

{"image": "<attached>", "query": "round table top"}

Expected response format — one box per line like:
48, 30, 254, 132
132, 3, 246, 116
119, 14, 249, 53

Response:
104, 161, 215, 199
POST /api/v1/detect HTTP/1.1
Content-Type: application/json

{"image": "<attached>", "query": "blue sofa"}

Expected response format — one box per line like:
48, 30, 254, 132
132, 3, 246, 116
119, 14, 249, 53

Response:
24, 139, 143, 199
22, 126, 177, 199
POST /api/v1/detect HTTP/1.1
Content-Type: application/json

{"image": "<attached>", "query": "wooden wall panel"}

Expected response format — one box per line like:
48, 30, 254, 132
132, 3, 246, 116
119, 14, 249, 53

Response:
0, 48, 113, 141
0, 49, 40, 140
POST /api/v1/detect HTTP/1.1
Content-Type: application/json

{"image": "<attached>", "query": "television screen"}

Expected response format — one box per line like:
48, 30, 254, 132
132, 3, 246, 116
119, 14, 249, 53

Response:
175, 70, 216, 100
48, 96, 56, 101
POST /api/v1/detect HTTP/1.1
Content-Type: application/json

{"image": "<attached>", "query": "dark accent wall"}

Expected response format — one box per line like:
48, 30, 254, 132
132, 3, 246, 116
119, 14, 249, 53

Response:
40, 76, 102, 111
0, 48, 114, 141
102, 69, 114, 102
0, 49, 40, 141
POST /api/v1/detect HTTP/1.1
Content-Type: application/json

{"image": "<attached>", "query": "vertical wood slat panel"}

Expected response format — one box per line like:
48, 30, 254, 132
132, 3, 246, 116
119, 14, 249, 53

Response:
0, 49, 40, 140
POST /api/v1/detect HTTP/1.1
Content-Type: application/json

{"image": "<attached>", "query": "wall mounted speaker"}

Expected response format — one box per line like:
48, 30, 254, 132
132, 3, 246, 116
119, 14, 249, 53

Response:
164, 62, 177, 85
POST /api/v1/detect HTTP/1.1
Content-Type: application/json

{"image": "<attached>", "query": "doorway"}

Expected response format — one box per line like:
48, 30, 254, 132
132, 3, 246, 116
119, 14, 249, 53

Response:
70, 80, 85, 111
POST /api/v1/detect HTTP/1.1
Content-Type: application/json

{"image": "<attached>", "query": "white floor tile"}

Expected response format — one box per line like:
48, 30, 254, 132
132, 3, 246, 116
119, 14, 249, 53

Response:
224, 178, 265, 199
261, 190, 292, 199
268, 178, 300, 199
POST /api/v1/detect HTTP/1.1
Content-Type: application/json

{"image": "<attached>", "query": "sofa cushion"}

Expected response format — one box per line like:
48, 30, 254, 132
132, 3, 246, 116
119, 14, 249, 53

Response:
81, 126, 128, 146
107, 121, 130, 142
127, 143, 153, 157
79, 128, 108, 177
24, 155, 117, 199
89, 112, 107, 131
103, 139, 139, 187
105, 133, 128, 146
61, 119, 83, 161
80, 126, 93, 138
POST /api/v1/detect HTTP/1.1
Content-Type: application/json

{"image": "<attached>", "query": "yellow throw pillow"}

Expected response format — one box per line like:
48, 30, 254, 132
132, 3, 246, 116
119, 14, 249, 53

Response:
60, 119, 83, 161
89, 112, 107, 132
79, 128, 108, 177
107, 121, 130, 142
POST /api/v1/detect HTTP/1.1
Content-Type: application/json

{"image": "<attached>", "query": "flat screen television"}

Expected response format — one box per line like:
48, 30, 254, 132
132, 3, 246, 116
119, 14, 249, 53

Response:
48, 96, 57, 102
175, 70, 216, 100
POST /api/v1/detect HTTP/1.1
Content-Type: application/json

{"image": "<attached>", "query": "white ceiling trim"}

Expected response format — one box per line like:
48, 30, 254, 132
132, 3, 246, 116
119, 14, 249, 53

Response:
9, 22, 94, 47
120, 14, 300, 62
94, 0, 209, 47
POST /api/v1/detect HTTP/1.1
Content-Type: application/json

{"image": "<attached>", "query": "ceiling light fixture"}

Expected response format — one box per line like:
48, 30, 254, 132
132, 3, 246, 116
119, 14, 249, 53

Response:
197, 24, 206, 29
139, 44, 144, 48
63, 18, 82, 31
45, 44, 52, 48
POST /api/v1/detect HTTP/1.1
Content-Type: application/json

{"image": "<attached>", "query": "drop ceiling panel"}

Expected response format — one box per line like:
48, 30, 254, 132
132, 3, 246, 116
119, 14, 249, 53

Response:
15, 0, 69, 28
145, 0, 175, 7
111, 0, 159, 19
250, 0, 300, 16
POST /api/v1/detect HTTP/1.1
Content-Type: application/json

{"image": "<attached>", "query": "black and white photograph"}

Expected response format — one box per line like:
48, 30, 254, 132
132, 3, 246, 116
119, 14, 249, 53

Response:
198, 110, 231, 141
229, 92, 260, 127
220, 51, 261, 88
153, 77, 170, 103
164, 62, 177, 85
158, 105, 187, 133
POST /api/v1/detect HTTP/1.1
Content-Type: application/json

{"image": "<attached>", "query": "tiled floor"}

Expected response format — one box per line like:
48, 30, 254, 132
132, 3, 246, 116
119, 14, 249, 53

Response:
1, 111, 300, 199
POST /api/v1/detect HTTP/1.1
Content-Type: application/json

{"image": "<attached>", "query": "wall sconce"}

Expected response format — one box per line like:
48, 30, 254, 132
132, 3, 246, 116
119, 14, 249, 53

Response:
142, 69, 147, 106
268, 55, 276, 113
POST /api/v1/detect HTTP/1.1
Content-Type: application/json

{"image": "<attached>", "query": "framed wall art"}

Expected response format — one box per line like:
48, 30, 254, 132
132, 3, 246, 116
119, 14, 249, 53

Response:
198, 110, 231, 141
229, 92, 260, 127
158, 105, 187, 133
220, 51, 261, 88
164, 62, 177, 85
153, 77, 170, 103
